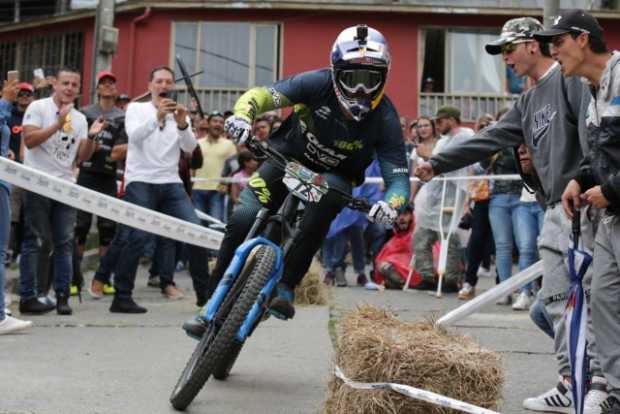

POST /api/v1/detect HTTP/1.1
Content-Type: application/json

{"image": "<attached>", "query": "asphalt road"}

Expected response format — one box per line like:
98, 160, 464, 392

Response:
1, 265, 557, 414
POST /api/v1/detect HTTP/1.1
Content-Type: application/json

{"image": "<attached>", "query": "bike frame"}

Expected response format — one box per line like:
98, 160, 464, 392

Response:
200, 192, 302, 343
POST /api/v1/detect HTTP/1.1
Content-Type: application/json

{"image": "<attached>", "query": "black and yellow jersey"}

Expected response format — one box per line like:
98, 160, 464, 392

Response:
233, 68, 410, 210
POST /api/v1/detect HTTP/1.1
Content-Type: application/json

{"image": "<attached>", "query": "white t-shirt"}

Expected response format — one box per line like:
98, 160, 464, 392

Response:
23, 97, 88, 182
124, 101, 197, 186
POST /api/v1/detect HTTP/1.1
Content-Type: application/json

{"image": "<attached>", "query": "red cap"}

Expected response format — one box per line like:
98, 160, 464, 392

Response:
16, 82, 33, 92
96, 70, 117, 84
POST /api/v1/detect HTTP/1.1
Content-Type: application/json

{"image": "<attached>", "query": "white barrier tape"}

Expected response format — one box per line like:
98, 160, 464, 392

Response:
191, 174, 523, 184
436, 260, 543, 327
334, 366, 500, 414
194, 209, 226, 229
0, 157, 223, 250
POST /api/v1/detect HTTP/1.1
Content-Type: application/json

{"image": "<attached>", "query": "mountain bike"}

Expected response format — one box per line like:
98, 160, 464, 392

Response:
169, 138, 370, 410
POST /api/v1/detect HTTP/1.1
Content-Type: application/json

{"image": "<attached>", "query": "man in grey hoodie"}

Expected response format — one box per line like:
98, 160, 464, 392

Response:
536, 9, 620, 413
415, 17, 604, 414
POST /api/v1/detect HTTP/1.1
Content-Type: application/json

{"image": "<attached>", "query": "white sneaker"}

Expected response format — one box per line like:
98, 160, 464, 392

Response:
584, 379, 609, 414
4, 307, 11, 317
477, 266, 493, 278
523, 381, 574, 413
458, 283, 475, 300
0, 316, 33, 335
513, 291, 532, 311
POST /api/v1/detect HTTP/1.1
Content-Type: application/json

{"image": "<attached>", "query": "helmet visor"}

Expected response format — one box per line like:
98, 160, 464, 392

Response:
337, 69, 384, 98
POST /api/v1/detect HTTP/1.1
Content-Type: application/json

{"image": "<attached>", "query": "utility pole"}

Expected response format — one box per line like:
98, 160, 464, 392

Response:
543, 0, 560, 29
90, 0, 119, 103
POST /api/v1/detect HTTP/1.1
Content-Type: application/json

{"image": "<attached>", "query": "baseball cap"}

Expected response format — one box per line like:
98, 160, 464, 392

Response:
485, 17, 544, 55
534, 9, 603, 41
435, 106, 461, 120
16, 82, 34, 93
96, 70, 117, 84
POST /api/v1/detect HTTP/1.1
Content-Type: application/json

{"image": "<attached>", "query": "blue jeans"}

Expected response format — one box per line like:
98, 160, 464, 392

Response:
0, 186, 10, 320
529, 289, 555, 339
192, 189, 225, 223
94, 223, 130, 284
514, 201, 545, 292
19, 191, 76, 298
488, 193, 522, 285
113, 182, 209, 299
323, 226, 366, 274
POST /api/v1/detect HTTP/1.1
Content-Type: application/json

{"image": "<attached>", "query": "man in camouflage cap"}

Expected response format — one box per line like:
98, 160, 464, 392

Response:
416, 17, 607, 414
485, 17, 545, 55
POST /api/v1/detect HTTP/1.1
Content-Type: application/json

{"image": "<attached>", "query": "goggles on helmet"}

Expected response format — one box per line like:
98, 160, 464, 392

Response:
336, 69, 384, 98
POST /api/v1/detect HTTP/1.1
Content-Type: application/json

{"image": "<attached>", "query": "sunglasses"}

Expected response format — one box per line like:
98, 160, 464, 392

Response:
500, 39, 533, 55
17, 91, 33, 97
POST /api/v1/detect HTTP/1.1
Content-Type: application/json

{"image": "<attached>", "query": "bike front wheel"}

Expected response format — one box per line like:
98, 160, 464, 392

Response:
169, 244, 277, 410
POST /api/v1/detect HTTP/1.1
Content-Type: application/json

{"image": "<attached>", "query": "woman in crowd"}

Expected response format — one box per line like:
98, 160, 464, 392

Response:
458, 114, 495, 300
409, 116, 438, 205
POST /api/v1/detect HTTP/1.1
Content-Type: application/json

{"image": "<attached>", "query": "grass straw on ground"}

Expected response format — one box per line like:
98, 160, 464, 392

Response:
324, 304, 504, 414
295, 258, 328, 306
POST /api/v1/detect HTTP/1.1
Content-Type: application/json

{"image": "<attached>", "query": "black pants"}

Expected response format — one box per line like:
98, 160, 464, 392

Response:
464, 201, 494, 287
208, 160, 352, 297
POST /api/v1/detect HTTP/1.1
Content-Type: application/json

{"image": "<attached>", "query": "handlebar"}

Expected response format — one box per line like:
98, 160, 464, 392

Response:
246, 137, 371, 213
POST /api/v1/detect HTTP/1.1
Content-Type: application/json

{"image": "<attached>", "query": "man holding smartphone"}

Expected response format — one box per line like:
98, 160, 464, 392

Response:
101, 65, 209, 313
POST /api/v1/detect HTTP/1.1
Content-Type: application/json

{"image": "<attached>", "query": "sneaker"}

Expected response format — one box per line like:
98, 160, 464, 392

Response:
175, 261, 186, 272
458, 283, 475, 300
89, 279, 105, 299
162, 285, 185, 300
477, 266, 493, 278
323, 271, 335, 286
0, 316, 33, 334
102, 284, 115, 295
601, 396, 620, 414
19, 297, 55, 314
523, 381, 573, 413
269, 283, 295, 320
147, 276, 160, 288
513, 291, 532, 311
496, 295, 513, 306
56, 293, 72, 316
182, 316, 208, 340
334, 268, 347, 287
39, 295, 56, 307
110, 297, 147, 314
585, 379, 609, 414
4, 308, 12, 317
356, 273, 368, 286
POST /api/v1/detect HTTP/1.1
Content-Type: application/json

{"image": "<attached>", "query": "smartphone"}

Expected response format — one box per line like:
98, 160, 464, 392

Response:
33, 68, 44, 80
159, 90, 177, 101
7, 70, 19, 83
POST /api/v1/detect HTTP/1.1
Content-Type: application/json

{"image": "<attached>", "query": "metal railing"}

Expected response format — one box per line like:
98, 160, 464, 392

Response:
418, 92, 519, 122
176, 87, 246, 113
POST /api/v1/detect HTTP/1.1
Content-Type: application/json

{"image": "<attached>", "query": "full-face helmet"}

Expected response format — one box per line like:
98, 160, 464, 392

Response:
331, 25, 390, 121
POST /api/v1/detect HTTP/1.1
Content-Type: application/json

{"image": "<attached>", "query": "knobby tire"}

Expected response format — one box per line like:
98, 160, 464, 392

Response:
169, 245, 277, 410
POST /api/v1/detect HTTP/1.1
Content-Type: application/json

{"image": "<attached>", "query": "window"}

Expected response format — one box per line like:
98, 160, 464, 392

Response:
418, 27, 520, 121
420, 28, 504, 95
0, 31, 84, 83
172, 21, 280, 89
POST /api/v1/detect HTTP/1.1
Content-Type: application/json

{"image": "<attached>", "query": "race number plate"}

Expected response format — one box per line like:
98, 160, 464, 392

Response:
282, 162, 329, 203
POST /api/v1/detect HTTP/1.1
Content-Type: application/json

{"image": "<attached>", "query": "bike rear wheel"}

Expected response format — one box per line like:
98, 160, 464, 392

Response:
169, 245, 277, 410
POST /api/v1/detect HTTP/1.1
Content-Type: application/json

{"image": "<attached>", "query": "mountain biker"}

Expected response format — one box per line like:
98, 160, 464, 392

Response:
184, 24, 409, 336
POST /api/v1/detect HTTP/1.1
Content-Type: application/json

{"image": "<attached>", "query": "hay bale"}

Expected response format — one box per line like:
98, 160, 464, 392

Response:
294, 258, 328, 306
324, 304, 503, 414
